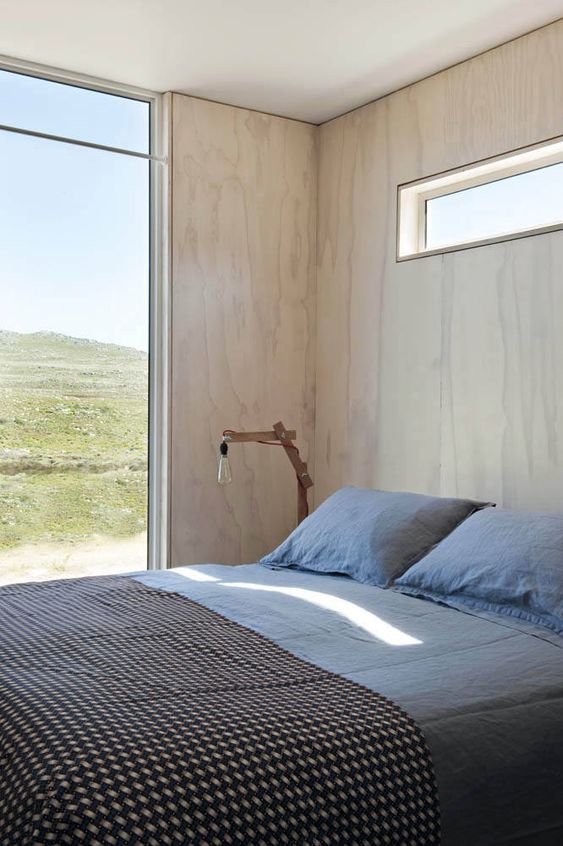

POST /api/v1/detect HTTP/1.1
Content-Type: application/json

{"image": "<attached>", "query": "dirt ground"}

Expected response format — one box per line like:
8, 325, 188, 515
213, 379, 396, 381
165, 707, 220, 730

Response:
0, 532, 147, 586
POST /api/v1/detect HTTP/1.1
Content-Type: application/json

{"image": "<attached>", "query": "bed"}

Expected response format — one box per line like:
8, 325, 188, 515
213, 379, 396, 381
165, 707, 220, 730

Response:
2, 488, 563, 845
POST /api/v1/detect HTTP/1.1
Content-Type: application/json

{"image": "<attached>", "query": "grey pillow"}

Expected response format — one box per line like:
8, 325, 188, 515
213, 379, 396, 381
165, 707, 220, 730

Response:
395, 507, 563, 635
260, 485, 491, 587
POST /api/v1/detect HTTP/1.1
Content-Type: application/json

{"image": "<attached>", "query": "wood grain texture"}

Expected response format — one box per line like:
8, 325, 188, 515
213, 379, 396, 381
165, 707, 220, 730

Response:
316, 19, 563, 512
170, 95, 316, 565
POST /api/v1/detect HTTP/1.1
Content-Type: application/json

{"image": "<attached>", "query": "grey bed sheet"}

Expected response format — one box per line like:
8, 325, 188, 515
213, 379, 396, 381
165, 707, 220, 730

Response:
136, 564, 563, 846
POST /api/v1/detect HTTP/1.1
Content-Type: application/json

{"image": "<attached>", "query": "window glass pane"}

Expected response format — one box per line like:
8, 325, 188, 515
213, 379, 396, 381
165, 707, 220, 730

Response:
0, 130, 149, 583
0, 69, 149, 153
426, 161, 563, 250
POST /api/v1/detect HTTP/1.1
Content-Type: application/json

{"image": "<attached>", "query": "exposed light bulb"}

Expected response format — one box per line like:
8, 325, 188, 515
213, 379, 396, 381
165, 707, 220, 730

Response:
217, 455, 232, 485
217, 441, 232, 486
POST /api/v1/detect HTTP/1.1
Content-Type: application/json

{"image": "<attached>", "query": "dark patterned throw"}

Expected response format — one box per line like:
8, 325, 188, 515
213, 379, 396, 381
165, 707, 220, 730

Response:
0, 575, 440, 845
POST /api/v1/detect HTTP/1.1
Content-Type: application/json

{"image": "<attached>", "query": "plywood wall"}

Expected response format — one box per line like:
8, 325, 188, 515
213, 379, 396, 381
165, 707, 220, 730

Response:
170, 95, 316, 565
316, 19, 563, 512
169, 19, 563, 566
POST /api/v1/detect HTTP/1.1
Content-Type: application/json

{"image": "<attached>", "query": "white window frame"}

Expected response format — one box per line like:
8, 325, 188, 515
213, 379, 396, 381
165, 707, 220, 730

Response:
397, 134, 563, 260
0, 55, 170, 570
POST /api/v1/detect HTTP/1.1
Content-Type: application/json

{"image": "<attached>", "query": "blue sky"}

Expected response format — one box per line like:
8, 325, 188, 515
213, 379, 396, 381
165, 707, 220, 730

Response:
0, 71, 150, 351
427, 161, 563, 250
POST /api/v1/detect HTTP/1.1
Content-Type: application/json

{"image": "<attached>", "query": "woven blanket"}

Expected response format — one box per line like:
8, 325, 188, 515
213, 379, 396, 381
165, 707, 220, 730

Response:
0, 575, 440, 845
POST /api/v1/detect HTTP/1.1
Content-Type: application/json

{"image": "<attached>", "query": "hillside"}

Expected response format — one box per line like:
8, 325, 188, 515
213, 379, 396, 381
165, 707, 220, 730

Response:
0, 330, 148, 552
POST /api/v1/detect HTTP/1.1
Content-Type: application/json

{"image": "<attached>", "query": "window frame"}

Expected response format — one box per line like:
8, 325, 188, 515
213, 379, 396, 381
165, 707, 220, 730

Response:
0, 54, 170, 570
396, 134, 563, 261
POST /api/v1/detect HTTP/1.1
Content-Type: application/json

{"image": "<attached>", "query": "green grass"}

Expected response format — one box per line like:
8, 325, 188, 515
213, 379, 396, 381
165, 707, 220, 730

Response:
0, 330, 148, 550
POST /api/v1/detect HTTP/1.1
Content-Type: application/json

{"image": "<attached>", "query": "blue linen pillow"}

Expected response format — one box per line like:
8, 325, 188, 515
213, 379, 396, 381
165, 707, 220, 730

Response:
260, 486, 491, 587
395, 507, 563, 635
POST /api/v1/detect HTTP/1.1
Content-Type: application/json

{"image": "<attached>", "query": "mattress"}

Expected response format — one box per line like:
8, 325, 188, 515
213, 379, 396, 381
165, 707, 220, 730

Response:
138, 564, 563, 846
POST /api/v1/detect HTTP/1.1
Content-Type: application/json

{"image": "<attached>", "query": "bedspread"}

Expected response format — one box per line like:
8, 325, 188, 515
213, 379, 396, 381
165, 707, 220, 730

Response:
0, 574, 440, 845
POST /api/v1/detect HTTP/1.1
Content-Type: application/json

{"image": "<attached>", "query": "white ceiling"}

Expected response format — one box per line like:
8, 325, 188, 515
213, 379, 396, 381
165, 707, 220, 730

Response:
0, 0, 562, 124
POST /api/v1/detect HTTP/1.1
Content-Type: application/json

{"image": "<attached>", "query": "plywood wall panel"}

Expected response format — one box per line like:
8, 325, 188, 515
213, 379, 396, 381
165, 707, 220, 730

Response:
170, 95, 316, 565
439, 235, 563, 511
316, 19, 563, 512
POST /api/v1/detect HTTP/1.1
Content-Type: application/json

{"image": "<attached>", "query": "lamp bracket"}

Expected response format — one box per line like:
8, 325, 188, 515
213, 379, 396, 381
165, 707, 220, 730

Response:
220, 421, 313, 524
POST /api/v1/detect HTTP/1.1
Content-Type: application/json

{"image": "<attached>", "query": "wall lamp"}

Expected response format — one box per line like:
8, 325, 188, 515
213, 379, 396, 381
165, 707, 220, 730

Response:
218, 421, 313, 524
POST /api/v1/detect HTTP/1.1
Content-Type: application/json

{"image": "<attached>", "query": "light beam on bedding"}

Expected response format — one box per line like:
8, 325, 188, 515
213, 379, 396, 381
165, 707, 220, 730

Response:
172, 566, 221, 582
221, 580, 423, 646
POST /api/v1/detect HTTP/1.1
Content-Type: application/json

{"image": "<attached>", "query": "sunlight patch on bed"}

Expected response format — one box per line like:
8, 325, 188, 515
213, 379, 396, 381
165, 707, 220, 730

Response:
221, 582, 422, 646
173, 567, 221, 582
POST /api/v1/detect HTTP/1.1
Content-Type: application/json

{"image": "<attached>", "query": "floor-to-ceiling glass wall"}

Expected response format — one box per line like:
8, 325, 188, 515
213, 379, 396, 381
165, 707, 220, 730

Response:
0, 69, 151, 584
